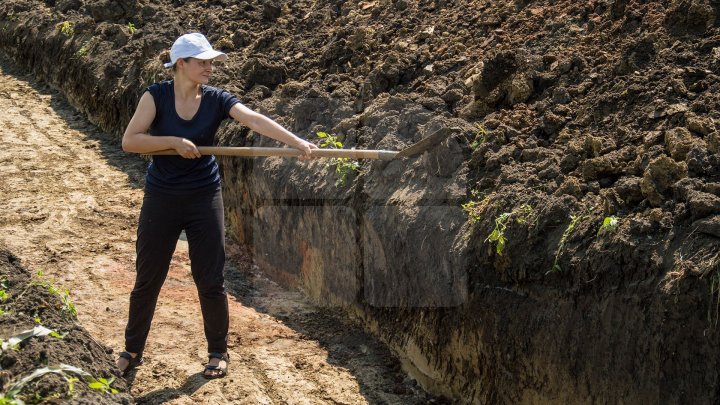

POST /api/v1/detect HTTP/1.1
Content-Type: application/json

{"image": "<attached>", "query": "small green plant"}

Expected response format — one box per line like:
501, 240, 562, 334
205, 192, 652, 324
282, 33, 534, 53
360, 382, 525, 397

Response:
486, 212, 511, 255
127, 22, 136, 34
1, 325, 64, 354
1, 364, 112, 403
66, 377, 79, 398
462, 200, 483, 223
485, 204, 535, 255
27, 272, 77, 319
550, 213, 586, 273
470, 123, 488, 149
317, 132, 361, 187
597, 216, 619, 237
60, 21, 74, 37
75, 43, 89, 57
88, 376, 119, 394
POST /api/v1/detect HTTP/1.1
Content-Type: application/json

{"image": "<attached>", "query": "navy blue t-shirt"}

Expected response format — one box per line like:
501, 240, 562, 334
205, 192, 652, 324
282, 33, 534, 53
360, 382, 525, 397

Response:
144, 80, 240, 195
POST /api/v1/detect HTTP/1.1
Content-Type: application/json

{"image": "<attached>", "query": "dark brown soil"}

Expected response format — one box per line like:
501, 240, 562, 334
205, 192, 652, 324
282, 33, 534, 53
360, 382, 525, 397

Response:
0, 250, 133, 404
0, 0, 719, 403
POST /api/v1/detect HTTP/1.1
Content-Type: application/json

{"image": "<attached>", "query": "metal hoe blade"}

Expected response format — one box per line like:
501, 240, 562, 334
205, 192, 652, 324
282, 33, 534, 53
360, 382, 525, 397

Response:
394, 127, 452, 159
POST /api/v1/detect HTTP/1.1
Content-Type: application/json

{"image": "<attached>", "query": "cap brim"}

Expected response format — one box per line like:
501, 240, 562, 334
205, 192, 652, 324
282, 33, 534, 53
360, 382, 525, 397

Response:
192, 50, 227, 61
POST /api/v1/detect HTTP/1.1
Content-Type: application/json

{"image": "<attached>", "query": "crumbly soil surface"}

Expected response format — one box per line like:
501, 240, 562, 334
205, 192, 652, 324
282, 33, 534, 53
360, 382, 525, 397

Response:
0, 59, 439, 404
2, 0, 720, 402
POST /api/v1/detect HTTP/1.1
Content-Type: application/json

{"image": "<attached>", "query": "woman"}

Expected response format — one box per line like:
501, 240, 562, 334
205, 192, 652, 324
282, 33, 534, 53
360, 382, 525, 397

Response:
117, 32, 316, 379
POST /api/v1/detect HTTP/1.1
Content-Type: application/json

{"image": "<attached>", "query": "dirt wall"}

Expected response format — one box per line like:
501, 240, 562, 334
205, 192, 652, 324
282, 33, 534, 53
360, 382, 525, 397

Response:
2, 0, 720, 403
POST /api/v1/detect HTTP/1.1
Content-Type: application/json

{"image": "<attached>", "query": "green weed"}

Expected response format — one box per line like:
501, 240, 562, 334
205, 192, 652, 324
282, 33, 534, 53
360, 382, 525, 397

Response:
470, 123, 488, 149
485, 204, 535, 255
550, 213, 586, 273
461, 189, 488, 224
1, 325, 64, 354
1, 364, 116, 403
127, 22, 136, 35
88, 377, 119, 394
461, 200, 483, 224
12, 272, 78, 320
317, 132, 361, 187
75, 43, 89, 58
597, 216, 619, 237
486, 212, 510, 255
60, 21, 74, 37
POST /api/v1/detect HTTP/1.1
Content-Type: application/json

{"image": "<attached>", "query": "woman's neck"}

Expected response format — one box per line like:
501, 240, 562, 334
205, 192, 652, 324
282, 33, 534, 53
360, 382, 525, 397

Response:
173, 76, 200, 100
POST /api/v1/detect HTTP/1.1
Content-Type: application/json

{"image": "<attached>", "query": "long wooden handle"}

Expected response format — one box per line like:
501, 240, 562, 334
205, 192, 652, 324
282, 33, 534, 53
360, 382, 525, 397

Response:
149, 147, 399, 161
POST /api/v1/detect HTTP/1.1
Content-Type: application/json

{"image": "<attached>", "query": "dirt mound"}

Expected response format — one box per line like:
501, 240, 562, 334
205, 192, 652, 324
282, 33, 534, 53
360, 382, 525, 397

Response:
1, 0, 720, 403
0, 250, 132, 404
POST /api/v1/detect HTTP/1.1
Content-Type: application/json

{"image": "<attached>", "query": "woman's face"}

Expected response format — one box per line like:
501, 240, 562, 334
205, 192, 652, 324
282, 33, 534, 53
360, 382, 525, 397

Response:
178, 58, 215, 84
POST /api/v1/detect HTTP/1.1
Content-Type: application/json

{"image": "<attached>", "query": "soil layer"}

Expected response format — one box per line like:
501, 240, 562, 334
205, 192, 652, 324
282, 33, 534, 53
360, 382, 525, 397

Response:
1, 0, 720, 403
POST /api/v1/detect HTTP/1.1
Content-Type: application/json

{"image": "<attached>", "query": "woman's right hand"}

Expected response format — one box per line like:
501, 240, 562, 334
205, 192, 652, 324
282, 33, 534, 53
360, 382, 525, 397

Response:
174, 138, 202, 159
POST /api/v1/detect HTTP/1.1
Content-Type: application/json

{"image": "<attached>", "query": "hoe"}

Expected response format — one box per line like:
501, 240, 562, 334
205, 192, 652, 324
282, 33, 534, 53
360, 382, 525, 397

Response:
149, 128, 452, 161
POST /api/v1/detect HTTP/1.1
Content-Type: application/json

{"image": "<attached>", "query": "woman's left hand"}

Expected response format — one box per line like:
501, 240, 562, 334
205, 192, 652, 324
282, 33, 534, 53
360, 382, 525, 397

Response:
296, 140, 319, 161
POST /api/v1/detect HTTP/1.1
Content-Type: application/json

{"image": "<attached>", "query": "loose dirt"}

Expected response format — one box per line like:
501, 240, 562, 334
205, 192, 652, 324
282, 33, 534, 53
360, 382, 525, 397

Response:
0, 59, 439, 404
3, 0, 720, 402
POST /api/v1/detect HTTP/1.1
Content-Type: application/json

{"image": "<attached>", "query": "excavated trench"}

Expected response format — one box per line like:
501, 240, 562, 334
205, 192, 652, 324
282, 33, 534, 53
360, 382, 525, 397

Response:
2, 0, 720, 403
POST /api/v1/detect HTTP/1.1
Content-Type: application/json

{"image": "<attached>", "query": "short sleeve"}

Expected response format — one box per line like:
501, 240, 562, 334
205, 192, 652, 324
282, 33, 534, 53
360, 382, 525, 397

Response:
218, 89, 241, 117
145, 83, 161, 107
145, 82, 167, 131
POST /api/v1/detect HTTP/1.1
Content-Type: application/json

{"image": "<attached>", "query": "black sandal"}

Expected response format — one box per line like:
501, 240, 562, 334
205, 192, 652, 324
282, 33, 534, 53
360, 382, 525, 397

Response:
203, 352, 229, 379
117, 351, 143, 377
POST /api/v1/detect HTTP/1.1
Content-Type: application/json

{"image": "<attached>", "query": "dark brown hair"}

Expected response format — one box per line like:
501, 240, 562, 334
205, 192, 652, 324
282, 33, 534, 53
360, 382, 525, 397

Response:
158, 50, 193, 71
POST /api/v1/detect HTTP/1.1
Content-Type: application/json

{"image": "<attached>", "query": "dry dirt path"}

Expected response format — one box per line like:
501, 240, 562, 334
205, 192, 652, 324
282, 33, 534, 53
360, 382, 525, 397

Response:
0, 59, 436, 404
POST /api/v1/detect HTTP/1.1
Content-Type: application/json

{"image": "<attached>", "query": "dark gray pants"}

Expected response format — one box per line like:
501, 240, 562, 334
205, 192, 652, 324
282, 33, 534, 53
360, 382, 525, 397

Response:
124, 188, 228, 354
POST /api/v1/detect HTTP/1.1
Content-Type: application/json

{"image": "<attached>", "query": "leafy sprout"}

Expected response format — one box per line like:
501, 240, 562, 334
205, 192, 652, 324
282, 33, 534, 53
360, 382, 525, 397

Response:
597, 216, 619, 237
28, 273, 77, 319
60, 21, 74, 37
486, 212, 511, 255
1, 364, 117, 403
484, 204, 535, 255
470, 123, 488, 149
1, 325, 65, 354
550, 213, 587, 273
88, 377, 119, 394
316, 132, 361, 187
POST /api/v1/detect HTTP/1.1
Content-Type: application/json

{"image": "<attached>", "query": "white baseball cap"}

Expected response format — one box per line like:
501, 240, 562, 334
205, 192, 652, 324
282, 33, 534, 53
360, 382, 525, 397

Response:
163, 33, 228, 68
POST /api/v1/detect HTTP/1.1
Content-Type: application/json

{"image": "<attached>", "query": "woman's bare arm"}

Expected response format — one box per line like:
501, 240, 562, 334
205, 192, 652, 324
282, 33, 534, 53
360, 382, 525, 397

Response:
122, 92, 201, 159
229, 103, 317, 159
